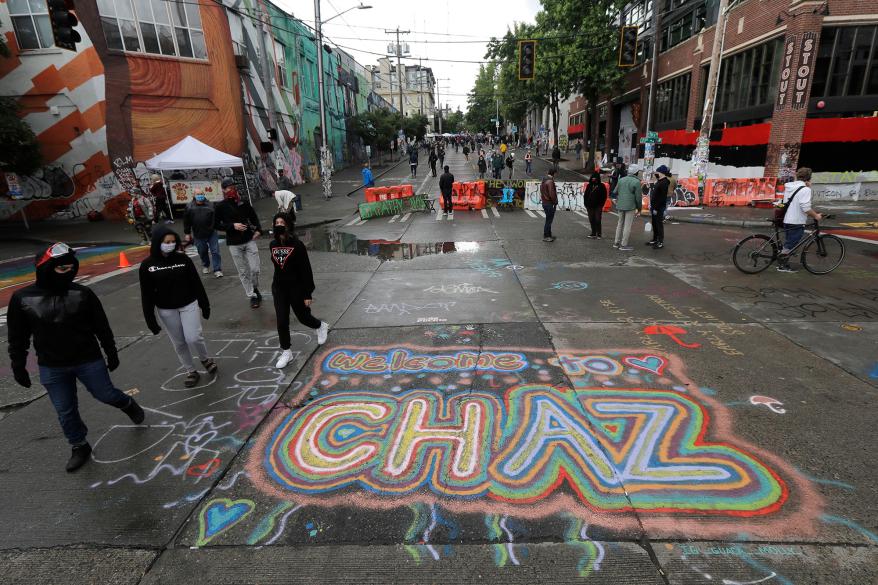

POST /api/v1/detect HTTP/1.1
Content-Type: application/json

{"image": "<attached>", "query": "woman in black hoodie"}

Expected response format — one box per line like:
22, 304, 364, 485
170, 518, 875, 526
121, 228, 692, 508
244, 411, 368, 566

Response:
583, 171, 608, 239
139, 226, 216, 387
270, 213, 328, 369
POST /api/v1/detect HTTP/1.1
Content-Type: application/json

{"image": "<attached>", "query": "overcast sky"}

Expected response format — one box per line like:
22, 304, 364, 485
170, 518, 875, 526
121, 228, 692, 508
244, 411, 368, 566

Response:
275, 0, 543, 112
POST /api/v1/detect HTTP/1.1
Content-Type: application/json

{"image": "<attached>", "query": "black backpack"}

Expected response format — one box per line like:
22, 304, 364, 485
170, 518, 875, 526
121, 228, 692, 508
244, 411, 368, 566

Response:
774, 186, 804, 227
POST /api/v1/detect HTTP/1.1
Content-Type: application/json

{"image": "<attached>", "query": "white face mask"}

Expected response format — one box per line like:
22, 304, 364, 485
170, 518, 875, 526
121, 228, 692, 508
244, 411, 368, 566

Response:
160, 242, 176, 254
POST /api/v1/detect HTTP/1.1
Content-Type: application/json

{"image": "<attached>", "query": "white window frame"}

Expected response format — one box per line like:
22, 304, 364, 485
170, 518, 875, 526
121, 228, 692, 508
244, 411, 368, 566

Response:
274, 40, 288, 88
8, 0, 54, 51
97, 0, 208, 60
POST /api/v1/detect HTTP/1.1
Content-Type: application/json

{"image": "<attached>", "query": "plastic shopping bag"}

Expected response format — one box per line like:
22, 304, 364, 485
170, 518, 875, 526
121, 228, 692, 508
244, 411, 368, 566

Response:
644, 220, 652, 233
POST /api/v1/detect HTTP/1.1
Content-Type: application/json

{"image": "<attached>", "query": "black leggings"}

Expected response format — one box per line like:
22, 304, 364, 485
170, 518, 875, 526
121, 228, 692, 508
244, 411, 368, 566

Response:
586, 206, 603, 236
651, 207, 665, 243
273, 284, 321, 349
442, 192, 453, 213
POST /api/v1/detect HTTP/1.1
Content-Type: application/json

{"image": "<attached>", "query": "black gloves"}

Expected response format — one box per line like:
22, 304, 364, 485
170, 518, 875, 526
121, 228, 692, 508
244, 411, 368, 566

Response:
106, 351, 120, 372
12, 365, 31, 388
201, 306, 210, 320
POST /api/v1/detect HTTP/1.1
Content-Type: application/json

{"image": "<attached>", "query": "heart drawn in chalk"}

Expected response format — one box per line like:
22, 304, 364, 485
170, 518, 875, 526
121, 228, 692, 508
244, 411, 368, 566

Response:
186, 457, 221, 478
197, 498, 254, 545
623, 355, 667, 376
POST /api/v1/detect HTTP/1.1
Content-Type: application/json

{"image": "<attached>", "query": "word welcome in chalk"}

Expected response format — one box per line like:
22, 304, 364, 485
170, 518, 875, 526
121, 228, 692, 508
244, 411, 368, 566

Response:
263, 386, 786, 516
323, 349, 528, 375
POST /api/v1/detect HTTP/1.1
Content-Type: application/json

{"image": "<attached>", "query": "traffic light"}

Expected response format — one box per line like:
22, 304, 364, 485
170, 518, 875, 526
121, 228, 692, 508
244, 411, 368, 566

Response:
618, 26, 638, 67
518, 40, 536, 80
48, 0, 81, 51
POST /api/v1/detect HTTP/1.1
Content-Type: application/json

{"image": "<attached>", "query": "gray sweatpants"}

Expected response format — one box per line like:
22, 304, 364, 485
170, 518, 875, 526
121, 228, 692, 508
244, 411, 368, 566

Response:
228, 239, 260, 298
614, 209, 638, 246
157, 301, 208, 370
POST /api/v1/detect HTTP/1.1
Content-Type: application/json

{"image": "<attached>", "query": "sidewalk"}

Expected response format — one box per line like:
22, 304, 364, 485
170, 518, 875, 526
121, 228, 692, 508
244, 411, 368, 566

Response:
665, 200, 878, 231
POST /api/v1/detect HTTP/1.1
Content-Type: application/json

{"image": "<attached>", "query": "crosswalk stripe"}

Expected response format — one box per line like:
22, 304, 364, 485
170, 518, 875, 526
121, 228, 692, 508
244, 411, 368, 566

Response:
491, 207, 500, 217
355, 218, 367, 226
388, 215, 400, 223
536, 210, 546, 218
401, 213, 411, 222
574, 210, 589, 218
481, 209, 489, 219
344, 216, 359, 226
525, 210, 537, 218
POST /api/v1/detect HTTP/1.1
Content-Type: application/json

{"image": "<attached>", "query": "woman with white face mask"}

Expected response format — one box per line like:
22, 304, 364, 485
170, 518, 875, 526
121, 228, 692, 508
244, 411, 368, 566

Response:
139, 226, 216, 387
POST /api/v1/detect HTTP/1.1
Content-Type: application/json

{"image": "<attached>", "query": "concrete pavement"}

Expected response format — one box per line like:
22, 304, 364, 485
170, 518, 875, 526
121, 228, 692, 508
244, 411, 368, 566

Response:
1, 146, 876, 584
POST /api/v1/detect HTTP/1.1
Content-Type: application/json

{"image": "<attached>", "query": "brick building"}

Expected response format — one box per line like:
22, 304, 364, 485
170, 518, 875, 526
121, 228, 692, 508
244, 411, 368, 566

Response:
596, 0, 878, 182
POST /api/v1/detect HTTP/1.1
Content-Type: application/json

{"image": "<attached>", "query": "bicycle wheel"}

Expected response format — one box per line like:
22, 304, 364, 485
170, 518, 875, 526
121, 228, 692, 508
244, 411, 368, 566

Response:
802, 234, 845, 274
732, 235, 777, 273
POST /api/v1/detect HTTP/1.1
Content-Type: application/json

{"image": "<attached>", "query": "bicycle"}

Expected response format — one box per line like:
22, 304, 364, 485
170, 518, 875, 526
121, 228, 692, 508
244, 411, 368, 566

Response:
731, 214, 845, 274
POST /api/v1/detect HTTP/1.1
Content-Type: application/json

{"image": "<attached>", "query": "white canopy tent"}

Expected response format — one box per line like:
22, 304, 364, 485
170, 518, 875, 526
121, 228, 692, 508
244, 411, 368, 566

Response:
145, 136, 252, 213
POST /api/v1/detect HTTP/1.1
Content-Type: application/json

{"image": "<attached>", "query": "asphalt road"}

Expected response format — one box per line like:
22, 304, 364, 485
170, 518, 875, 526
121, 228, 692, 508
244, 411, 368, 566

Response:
1, 146, 876, 584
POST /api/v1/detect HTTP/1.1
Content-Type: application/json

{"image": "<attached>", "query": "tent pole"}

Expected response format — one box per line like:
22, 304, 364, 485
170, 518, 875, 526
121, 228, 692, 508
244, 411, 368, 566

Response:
160, 170, 174, 220
241, 168, 253, 205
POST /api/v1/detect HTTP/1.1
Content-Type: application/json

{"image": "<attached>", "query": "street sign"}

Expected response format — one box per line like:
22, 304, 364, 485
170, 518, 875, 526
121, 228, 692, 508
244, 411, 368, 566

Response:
639, 137, 662, 144
647, 131, 659, 139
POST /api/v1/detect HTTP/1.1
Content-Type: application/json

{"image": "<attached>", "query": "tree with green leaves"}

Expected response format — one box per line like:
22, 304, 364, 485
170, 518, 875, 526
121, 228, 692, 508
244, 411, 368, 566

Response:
0, 97, 43, 177
465, 63, 498, 133
348, 109, 398, 163
442, 109, 466, 134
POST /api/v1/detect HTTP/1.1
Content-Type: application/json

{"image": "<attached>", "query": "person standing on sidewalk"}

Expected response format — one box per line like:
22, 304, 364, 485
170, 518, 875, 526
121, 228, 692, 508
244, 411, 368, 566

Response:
361, 163, 375, 189
270, 213, 329, 369
139, 226, 217, 389
216, 178, 263, 308
7, 243, 145, 472
540, 168, 558, 242
409, 148, 419, 178
551, 144, 562, 172
128, 188, 155, 245
613, 164, 642, 251
429, 149, 439, 177
647, 165, 670, 249
150, 174, 173, 223
183, 189, 222, 278
778, 167, 822, 273
439, 165, 455, 216
583, 171, 608, 239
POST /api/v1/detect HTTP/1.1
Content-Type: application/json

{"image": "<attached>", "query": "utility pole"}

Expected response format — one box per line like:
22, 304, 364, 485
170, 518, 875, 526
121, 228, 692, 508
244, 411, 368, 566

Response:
692, 0, 731, 191
643, 0, 663, 178
418, 57, 424, 115
496, 98, 500, 137
314, 0, 333, 199
385, 27, 410, 116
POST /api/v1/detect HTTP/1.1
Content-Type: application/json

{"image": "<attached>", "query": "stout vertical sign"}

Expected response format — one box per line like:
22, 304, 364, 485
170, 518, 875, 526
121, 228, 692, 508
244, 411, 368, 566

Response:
776, 35, 797, 110
793, 32, 817, 109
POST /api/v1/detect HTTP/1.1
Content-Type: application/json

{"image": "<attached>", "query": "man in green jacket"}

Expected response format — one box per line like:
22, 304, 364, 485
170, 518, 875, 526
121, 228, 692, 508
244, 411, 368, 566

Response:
612, 164, 643, 251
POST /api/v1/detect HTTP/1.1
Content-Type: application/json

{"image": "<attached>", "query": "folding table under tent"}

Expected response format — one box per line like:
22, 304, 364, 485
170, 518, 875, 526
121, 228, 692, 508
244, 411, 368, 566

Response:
144, 136, 253, 215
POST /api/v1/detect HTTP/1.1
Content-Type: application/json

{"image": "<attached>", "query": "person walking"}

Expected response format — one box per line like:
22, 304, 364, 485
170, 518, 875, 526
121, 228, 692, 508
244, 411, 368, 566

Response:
492, 150, 504, 179
583, 171, 608, 239
128, 188, 155, 245
613, 164, 642, 251
150, 174, 173, 223
463, 144, 470, 161
505, 151, 515, 179
270, 213, 329, 369
140, 226, 216, 389
437, 144, 445, 169
439, 165, 455, 216
540, 168, 558, 242
525, 149, 533, 175
361, 163, 375, 189
429, 149, 438, 177
777, 167, 822, 273
183, 188, 223, 277
574, 140, 583, 164
551, 144, 561, 172
7, 243, 145, 472
647, 165, 671, 249
215, 178, 263, 308
477, 154, 487, 179
409, 148, 419, 178
610, 159, 627, 195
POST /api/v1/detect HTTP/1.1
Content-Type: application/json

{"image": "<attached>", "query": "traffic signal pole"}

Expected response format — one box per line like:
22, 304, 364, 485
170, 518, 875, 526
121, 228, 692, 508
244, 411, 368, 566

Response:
643, 1, 662, 179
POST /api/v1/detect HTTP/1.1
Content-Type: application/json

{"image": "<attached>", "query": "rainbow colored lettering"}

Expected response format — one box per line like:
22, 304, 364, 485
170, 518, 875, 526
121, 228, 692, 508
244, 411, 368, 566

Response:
323, 349, 528, 375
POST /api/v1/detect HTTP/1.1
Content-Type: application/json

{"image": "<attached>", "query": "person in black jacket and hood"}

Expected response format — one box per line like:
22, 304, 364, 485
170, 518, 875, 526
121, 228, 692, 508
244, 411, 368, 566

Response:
139, 226, 216, 388
270, 213, 328, 369
647, 165, 671, 249
215, 178, 263, 308
583, 171, 608, 239
7, 243, 145, 472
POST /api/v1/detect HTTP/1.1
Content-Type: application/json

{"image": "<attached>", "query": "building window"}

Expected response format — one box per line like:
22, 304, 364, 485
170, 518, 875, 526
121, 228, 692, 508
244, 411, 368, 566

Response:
712, 37, 782, 114
97, 0, 207, 59
812, 26, 878, 98
274, 41, 287, 88
656, 72, 691, 125
9, 0, 54, 50
660, 2, 707, 52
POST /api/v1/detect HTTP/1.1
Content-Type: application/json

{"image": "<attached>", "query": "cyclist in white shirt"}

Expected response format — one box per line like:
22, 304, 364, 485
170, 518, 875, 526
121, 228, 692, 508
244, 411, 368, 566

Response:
778, 167, 822, 273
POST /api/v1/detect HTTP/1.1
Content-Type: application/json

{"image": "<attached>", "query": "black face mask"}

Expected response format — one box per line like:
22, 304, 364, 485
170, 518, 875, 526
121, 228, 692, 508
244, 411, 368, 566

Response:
273, 225, 287, 236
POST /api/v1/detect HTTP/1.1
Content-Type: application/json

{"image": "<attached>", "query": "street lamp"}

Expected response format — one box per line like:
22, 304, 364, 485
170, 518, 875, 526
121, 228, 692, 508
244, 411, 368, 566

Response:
315, 2, 371, 200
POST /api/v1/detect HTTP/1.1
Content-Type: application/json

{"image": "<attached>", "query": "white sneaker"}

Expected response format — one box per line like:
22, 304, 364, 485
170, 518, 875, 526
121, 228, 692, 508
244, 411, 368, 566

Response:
202, 266, 211, 274
275, 349, 294, 369
214, 270, 223, 278
316, 322, 329, 345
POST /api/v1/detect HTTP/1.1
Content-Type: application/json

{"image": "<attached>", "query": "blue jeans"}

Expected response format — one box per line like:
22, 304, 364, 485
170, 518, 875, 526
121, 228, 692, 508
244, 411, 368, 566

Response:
39, 359, 131, 445
782, 223, 805, 253
195, 232, 222, 271
543, 203, 556, 237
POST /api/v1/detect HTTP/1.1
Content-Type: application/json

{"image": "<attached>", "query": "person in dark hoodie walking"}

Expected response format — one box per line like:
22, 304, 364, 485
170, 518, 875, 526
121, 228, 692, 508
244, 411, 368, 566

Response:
428, 148, 438, 177
439, 165, 455, 216
7, 243, 145, 472
647, 165, 671, 249
140, 226, 216, 389
409, 148, 419, 178
215, 178, 263, 308
583, 171, 608, 239
269, 213, 329, 369
183, 189, 223, 277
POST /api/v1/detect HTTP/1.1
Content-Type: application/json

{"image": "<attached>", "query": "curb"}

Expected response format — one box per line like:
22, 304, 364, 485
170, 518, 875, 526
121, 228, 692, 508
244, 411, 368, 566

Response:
344, 157, 407, 198
667, 214, 771, 229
